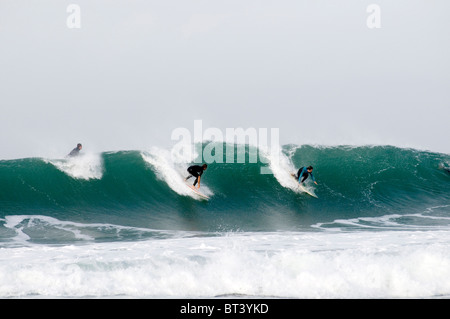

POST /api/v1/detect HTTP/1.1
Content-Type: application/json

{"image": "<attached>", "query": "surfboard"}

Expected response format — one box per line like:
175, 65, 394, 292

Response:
291, 173, 318, 198
185, 182, 210, 200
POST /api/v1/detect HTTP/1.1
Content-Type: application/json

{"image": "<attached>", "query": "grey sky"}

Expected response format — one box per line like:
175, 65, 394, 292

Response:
1, 0, 449, 159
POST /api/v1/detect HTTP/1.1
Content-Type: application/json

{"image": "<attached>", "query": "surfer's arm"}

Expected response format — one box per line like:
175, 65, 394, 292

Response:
310, 173, 317, 184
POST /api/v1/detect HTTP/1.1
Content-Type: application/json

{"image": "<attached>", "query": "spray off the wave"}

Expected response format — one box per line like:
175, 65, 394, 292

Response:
171, 120, 280, 174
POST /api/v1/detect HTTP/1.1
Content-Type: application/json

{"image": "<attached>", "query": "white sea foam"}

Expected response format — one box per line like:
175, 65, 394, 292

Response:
141, 146, 213, 199
1, 215, 185, 246
313, 205, 450, 231
45, 152, 104, 180
261, 145, 317, 196
1, 230, 450, 298
3, 215, 94, 243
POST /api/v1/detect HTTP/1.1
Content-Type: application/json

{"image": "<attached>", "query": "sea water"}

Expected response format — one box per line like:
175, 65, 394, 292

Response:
0, 144, 449, 298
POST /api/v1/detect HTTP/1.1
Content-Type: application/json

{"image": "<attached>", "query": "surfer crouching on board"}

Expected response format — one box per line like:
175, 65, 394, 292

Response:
185, 164, 208, 189
67, 143, 82, 157
295, 166, 317, 185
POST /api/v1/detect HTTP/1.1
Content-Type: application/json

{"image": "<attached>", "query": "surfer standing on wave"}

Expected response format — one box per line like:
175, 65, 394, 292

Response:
294, 166, 318, 185
185, 164, 207, 189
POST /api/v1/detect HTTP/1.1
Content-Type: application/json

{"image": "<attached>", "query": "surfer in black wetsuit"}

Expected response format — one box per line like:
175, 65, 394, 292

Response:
68, 143, 82, 157
295, 166, 317, 185
185, 164, 207, 188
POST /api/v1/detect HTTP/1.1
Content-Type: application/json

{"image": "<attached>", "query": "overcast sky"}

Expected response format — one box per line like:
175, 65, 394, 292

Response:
0, 0, 449, 159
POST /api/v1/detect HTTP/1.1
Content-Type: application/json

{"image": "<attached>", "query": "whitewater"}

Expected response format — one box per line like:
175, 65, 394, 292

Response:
0, 144, 449, 298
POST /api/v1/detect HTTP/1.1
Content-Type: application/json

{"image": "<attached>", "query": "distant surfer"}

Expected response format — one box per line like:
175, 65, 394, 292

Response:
68, 143, 82, 157
185, 164, 207, 189
293, 166, 317, 185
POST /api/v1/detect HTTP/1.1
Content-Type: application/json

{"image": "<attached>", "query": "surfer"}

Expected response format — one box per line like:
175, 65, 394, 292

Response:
185, 164, 207, 188
68, 143, 82, 157
295, 166, 317, 185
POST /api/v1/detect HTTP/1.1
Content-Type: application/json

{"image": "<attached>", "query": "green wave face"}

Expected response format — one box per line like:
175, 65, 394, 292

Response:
0, 145, 449, 233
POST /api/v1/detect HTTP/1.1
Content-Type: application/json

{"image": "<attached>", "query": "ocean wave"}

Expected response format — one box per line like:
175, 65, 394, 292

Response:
0, 144, 448, 233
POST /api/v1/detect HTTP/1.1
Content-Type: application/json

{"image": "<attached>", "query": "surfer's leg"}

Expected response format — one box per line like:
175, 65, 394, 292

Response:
193, 176, 199, 186
301, 175, 308, 183
185, 167, 194, 181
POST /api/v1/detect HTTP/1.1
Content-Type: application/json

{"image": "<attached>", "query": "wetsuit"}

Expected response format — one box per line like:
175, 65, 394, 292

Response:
186, 165, 204, 186
68, 147, 81, 157
297, 167, 315, 184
